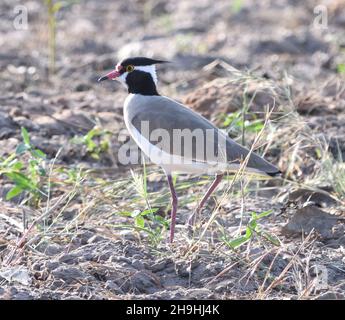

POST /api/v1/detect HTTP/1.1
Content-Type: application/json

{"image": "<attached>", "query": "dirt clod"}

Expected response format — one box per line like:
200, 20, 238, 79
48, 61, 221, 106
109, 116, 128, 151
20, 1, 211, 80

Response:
282, 205, 344, 239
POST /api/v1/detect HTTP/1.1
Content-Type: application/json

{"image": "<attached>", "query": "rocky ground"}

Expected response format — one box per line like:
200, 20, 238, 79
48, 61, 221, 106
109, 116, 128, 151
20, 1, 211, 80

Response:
0, 0, 345, 299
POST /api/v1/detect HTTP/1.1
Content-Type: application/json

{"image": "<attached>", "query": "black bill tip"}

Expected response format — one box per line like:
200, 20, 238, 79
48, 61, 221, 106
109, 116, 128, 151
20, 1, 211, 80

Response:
97, 76, 108, 82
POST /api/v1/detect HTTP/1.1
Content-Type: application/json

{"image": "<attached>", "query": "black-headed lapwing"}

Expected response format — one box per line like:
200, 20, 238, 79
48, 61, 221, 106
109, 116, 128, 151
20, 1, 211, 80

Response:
98, 57, 280, 243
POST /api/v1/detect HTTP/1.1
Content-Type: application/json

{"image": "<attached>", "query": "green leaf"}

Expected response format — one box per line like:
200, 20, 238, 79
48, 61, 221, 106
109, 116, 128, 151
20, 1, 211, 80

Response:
84, 128, 99, 142
153, 215, 169, 228
222, 112, 241, 127
248, 219, 257, 230
29, 159, 38, 167
116, 211, 132, 217
31, 149, 46, 159
100, 140, 109, 152
256, 210, 273, 220
1, 154, 16, 166
135, 216, 145, 228
11, 161, 24, 171
6, 185, 23, 200
5, 172, 36, 190
227, 235, 250, 249
90, 152, 100, 160
86, 140, 97, 152
21, 127, 30, 145
337, 63, 345, 74
224, 226, 253, 249
245, 226, 252, 238
222, 210, 279, 251
246, 120, 264, 133
140, 208, 158, 216
315, 148, 322, 159
38, 166, 47, 176
231, 0, 243, 13
16, 143, 29, 155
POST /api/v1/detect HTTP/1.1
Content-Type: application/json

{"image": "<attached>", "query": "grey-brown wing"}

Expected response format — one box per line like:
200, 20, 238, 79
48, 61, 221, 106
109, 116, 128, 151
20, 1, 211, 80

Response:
129, 96, 279, 174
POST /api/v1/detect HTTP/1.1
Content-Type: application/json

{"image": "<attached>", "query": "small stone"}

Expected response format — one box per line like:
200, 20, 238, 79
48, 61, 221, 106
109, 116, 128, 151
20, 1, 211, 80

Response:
33, 270, 49, 281
13, 116, 40, 131
105, 280, 123, 294
282, 205, 343, 239
77, 230, 96, 245
87, 235, 105, 244
45, 261, 59, 271
75, 83, 91, 92
110, 256, 131, 264
52, 266, 92, 284
130, 271, 160, 294
50, 279, 64, 290
58, 253, 79, 265
31, 262, 43, 271
96, 252, 111, 262
45, 244, 64, 256
13, 291, 33, 300
175, 260, 199, 277
62, 210, 76, 221
150, 260, 167, 272
132, 259, 145, 270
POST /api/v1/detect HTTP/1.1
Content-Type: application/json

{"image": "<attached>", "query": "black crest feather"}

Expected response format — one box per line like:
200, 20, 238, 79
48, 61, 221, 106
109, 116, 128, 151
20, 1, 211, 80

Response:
120, 57, 168, 67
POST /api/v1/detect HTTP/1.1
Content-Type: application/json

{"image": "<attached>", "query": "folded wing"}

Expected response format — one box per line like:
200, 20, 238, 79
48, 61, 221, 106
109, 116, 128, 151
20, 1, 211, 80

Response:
127, 95, 280, 176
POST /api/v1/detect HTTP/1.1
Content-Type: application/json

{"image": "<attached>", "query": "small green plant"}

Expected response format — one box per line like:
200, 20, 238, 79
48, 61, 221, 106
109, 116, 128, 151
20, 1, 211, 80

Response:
130, 161, 150, 206
72, 126, 111, 160
110, 163, 169, 245
113, 208, 169, 246
0, 127, 47, 201
231, 0, 244, 13
220, 111, 264, 136
337, 63, 345, 74
220, 210, 280, 249
43, 0, 78, 76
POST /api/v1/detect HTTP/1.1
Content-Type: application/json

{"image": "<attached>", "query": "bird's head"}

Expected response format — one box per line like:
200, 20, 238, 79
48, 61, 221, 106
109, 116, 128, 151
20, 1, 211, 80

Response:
98, 57, 167, 95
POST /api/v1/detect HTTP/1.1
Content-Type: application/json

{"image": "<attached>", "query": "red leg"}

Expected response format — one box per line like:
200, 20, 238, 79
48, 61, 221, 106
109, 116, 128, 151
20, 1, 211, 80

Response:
166, 173, 178, 243
188, 174, 224, 227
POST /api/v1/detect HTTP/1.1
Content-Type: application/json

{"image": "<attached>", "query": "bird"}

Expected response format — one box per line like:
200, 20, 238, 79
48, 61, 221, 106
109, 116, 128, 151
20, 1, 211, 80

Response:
98, 56, 280, 243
